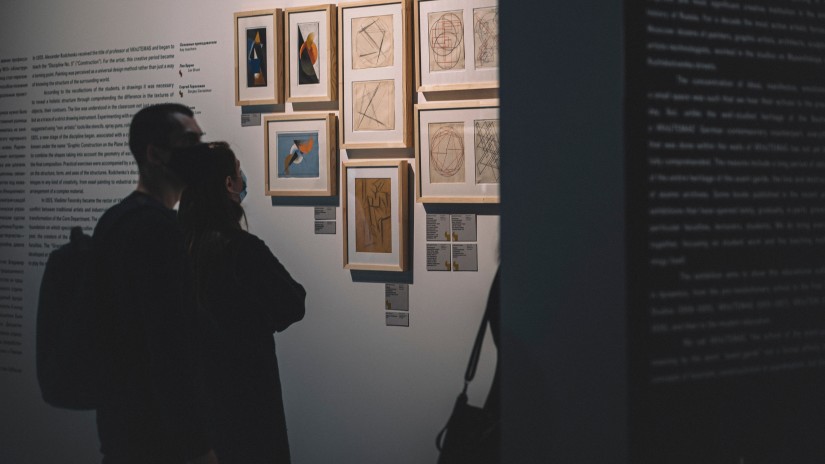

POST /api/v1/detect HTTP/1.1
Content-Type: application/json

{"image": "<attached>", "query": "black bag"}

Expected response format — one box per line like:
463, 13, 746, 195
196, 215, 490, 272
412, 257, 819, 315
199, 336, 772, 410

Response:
36, 226, 101, 409
436, 298, 499, 464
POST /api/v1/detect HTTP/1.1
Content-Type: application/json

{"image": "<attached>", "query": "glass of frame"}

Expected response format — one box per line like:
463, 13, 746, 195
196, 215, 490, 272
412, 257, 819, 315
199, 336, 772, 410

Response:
414, 99, 499, 203
234, 9, 284, 106
342, 159, 409, 271
338, 0, 413, 149
264, 113, 337, 196
414, 0, 499, 92
285, 4, 337, 103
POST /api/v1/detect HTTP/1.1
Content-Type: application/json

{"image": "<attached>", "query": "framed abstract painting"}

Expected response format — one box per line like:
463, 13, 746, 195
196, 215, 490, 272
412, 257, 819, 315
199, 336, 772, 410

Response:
338, 0, 413, 149
342, 159, 408, 271
264, 113, 337, 196
234, 9, 283, 106
414, 0, 498, 92
414, 100, 499, 203
284, 4, 337, 103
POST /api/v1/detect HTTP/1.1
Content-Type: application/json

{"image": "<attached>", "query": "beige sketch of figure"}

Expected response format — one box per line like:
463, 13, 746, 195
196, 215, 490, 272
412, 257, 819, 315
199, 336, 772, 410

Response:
353, 80, 395, 131
473, 7, 498, 69
428, 10, 465, 71
429, 122, 465, 183
352, 15, 394, 69
355, 178, 393, 253
474, 119, 499, 184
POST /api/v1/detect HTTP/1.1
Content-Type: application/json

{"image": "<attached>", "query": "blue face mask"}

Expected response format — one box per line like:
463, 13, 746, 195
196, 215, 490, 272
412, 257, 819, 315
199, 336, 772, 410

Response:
238, 170, 248, 203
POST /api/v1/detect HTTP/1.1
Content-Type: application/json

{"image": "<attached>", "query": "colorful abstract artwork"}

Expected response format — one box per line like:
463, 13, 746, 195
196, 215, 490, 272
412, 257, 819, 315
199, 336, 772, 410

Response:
352, 15, 394, 69
429, 122, 465, 183
428, 10, 465, 71
473, 7, 498, 69
353, 80, 395, 131
246, 27, 267, 87
355, 178, 393, 253
297, 22, 320, 85
276, 132, 320, 178
474, 119, 499, 183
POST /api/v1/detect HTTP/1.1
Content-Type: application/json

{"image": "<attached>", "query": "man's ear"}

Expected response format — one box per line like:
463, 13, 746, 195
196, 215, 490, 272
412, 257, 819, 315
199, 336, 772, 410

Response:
225, 175, 234, 193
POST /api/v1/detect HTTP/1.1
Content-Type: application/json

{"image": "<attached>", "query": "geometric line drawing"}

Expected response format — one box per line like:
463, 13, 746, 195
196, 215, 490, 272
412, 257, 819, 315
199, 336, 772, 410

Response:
298, 22, 321, 84
473, 7, 498, 69
246, 27, 267, 87
353, 80, 395, 131
355, 177, 393, 253
352, 15, 394, 69
429, 122, 465, 183
474, 119, 500, 184
428, 11, 465, 71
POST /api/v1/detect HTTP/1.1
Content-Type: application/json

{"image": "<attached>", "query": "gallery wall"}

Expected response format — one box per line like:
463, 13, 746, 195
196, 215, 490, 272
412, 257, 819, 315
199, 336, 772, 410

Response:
0, 1, 500, 462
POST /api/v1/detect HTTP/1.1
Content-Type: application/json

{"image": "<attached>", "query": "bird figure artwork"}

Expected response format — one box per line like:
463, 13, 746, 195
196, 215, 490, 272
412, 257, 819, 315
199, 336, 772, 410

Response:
283, 137, 315, 175
298, 31, 320, 84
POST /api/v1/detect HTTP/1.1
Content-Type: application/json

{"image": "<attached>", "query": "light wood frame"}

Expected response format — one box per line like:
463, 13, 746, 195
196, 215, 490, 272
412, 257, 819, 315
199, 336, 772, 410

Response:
338, 0, 413, 149
414, 99, 499, 203
342, 159, 409, 271
264, 113, 337, 196
285, 4, 338, 103
234, 9, 284, 106
414, 0, 499, 92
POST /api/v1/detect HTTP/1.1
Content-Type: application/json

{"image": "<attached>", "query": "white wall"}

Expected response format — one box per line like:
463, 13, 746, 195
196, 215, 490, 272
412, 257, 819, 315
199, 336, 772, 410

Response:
0, 1, 499, 462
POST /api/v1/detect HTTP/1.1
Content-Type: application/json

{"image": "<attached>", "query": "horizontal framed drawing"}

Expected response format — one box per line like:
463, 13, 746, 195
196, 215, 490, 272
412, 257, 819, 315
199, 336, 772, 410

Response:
414, 0, 498, 92
338, 0, 413, 149
342, 159, 409, 271
264, 113, 336, 196
415, 100, 499, 203
234, 9, 283, 106
285, 4, 337, 103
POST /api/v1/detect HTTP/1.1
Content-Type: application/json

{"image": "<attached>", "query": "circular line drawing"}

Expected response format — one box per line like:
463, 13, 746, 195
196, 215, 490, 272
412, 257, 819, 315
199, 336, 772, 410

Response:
428, 12, 464, 71
430, 124, 464, 178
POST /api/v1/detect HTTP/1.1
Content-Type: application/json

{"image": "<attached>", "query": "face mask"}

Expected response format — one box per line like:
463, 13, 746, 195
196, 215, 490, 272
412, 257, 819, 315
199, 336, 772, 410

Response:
163, 147, 201, 186
239, 170, 248, 203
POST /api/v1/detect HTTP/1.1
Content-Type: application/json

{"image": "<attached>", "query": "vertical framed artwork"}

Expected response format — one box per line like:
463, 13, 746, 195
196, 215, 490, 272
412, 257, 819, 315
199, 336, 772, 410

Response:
414, 0, 498, 92
234, 9, 283, 106
342, 159, 408, 271
339, 0, 413, 149
264, 113, 337, 196
415, 100, 499, 203
285, 4, 337, 103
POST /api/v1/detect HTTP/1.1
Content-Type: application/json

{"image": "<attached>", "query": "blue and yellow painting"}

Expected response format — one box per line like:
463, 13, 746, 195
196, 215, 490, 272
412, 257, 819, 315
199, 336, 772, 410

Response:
277, 132, 320, 178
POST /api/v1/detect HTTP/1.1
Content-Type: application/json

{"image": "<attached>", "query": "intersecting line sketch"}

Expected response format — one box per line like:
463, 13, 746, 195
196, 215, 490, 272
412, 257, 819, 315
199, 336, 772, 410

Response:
353, 80, 395, 131
474, 119, 500, 184
352, 15, 394, 69
473, 7, 498, 69
355, 178, 393, 253
429, 122, 466, 183
428, 10, 465, 71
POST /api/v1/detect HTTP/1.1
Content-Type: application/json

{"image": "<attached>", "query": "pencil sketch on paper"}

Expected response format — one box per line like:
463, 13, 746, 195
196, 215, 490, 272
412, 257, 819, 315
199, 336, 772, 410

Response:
355, 177, 393, 253
246, 27, 268, 87
428, 11, 465, 71
428, 122, 465, 183
297, 22, 321, 84
353, 80, 395, 131
474, 119, 500, 184
352, 15, 394, 69
473, 7, 498, 69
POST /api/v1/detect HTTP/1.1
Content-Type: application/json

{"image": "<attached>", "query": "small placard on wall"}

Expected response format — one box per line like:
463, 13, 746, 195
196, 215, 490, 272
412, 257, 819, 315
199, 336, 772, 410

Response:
386, 311, 410, 327
314, 221, 336, 235
385, 283, 409, 311
427, 244, 452, 271
452, 244, 478, 271
451, 214, 477, 242
314, 206, 336, 221
426, 214, 451, 242
241, 113, 262, 127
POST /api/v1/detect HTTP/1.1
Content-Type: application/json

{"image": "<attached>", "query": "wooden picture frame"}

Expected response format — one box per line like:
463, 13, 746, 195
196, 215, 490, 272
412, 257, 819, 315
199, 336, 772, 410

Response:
338, 0, 413, 149
234, 9, 284, 106
264, 113, 337, 196
342, 159, 408, 271
285, 4, 338, 103
414, 0, 498, 92
415, 99, 499, 203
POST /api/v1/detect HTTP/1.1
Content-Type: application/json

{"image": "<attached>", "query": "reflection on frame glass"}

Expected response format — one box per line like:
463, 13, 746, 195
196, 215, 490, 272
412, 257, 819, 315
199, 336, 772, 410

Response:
234, 9, 283, 106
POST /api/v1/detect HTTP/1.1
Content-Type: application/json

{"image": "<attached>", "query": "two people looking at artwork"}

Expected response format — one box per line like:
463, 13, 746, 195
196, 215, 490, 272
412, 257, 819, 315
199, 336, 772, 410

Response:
93, 103, 305, 464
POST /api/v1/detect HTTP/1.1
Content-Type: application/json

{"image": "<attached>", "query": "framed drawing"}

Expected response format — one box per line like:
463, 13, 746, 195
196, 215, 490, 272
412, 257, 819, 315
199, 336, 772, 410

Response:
234, 9, 283, 106
414, 0, 498, 92
415, 100, 499, 203
342, 159, 408, 271
338, 0, 413, 149
285, 5, 337, 103
264, 113, 336, 196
